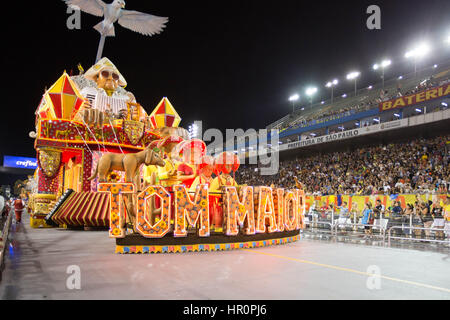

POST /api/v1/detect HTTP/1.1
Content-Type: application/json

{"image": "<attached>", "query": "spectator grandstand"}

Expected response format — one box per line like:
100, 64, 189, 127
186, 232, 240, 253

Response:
236, 135, 450, 196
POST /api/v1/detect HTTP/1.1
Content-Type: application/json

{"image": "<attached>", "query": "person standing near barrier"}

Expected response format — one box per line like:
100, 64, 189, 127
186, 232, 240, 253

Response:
350, 203, 359, 231
362, 202, 374, 238
431, 201, 445, 240
420, 201, 433, 239
309, 202, 318, 228
390, 201, 403, 236
444, 196, 450, 239
374, 199, 385, 219
13, 197, 25, 224
405, 203, 422, 238
337, 202, 350, 232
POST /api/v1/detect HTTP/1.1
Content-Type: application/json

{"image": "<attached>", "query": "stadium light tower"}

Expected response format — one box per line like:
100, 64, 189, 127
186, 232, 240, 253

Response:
289, 94, 300, 112
188, 123, 199, 139
305, 87, 317, 105
346, 71, 360, 96
405, 43, 430, 77
325, 79, 338, 104
373, 59, 391, 89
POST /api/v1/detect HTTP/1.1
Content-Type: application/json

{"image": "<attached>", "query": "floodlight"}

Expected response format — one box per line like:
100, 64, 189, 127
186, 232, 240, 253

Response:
306, 87, 318, 96
346, 72, 360, 80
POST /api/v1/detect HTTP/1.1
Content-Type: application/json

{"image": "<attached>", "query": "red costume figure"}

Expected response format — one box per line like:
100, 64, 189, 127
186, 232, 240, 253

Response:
14, 198, 26, 223
2, 199, 11, 219
209, 152, 240, 231
175, 139, 206, 189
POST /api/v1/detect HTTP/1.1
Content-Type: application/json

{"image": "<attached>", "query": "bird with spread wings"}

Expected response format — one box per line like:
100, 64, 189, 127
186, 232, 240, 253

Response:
63, 0, 168, 62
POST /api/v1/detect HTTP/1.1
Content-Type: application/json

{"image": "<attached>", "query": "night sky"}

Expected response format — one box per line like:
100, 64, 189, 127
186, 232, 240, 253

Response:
1, 0, 450, 159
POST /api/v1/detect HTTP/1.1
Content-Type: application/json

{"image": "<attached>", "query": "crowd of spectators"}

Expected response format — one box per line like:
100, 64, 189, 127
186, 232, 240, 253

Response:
236, 135, 450, 196
324, 197, 449, 240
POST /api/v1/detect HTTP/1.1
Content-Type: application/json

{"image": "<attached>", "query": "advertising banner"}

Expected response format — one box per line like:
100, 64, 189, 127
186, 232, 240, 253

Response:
379, 83, 450, 112
3, 156, 38, 169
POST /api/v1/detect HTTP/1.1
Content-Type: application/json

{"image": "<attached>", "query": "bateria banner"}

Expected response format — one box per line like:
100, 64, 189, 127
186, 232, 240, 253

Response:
379, 83, 450, 112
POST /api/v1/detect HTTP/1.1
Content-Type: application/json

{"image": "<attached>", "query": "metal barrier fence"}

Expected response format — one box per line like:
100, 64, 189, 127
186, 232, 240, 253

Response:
0, 209, 13, 281
387, 226, 450, 246
302, 210, 449, 246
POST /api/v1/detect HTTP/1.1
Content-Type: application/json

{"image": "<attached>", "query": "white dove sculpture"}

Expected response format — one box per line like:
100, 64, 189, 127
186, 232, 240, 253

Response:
63, 0, 168, 62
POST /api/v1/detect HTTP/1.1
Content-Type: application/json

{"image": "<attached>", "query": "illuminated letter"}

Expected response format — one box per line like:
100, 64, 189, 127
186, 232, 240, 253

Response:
256, 187, 277, 233
98, 183, 135, 238
297, 189, 306, 229
284, 190, 298, 231
223, 186, 256, 236
135, 186, 171, 238
174, 184, 210, 237
274, 188, 285, 232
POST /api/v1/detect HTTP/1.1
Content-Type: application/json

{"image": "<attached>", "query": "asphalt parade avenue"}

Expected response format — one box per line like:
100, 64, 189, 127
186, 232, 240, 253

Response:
0, 214, 449, 300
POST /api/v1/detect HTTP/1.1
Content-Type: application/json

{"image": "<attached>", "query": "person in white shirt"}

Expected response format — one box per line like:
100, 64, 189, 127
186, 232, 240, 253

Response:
337, 202, 351, 231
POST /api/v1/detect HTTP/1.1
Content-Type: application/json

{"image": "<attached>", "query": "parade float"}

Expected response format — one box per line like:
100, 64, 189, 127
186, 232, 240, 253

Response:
27, 0, 306, 253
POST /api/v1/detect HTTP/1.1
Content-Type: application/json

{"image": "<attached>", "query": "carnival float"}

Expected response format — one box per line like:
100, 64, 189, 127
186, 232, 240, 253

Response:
27, 0, 306, 253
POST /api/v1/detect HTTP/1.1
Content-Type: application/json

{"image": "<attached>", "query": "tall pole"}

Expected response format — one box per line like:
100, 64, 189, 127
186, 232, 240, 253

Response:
382, 68, 385, 89
96, 34, 106, 63
331, 86, 334, 104
354, 79, 357, 96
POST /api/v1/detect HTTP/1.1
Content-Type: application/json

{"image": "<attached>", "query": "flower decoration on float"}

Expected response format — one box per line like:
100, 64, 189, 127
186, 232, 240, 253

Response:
107, 171, 120, 183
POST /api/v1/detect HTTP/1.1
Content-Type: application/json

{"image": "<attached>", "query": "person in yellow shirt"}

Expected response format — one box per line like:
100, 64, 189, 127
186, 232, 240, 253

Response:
443, 197, 450, 220
143, 125, 189, 187
144, 135, 184, 187
443, 196, 450, 239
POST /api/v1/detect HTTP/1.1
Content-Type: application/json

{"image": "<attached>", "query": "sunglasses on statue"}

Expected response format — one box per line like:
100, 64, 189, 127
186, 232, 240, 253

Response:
100, 70, 120, 81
